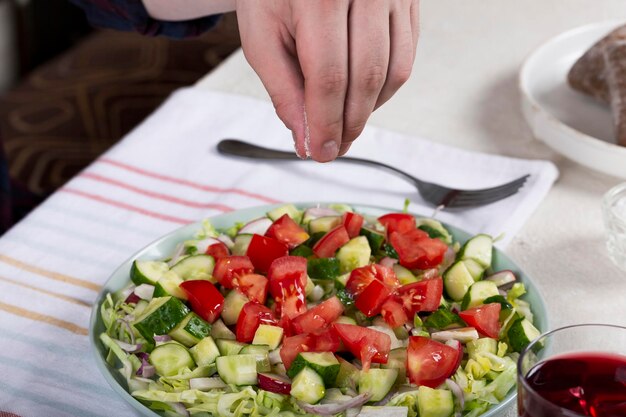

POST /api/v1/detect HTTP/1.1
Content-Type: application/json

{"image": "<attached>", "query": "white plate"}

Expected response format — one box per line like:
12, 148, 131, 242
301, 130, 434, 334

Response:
520, 20, 626, 179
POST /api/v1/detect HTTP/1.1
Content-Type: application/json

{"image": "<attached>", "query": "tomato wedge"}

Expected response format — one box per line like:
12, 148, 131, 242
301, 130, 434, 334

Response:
332, 323, 391, 371
378, 213, 416, 236
312, 225, 350, 258
268, 256, 308, 319
291, 296, 344, 334
459, 303, 502, 338
280, 334, 314, 369
407, 336, 461, 388
179, 280, 224, 323
342, 212, 364, 239
205, 242, 230, 260
311, 329, 341, 352
346, 264, 399, 297
246, 234, 289, 274
266, 214, 310, 249
236, 273, 269, 304
390, 229, 448, 270
355, 279, 392, 317
396, 278, 444, 314
213, 256, 254, 289
236, 302, 277, 343
381, 297, 409, 328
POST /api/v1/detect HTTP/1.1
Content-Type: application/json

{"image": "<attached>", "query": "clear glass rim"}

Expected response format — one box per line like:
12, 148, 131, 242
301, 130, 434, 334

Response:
603, 183, 626, 226
517, 323, 626, 416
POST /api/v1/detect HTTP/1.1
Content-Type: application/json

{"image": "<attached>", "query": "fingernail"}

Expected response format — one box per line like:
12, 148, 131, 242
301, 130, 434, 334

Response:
320, 140, 339, 162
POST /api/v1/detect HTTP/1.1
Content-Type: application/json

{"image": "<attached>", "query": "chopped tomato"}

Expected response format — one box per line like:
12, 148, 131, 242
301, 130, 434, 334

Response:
346, 264, 399, 297
236, 273, 269, 304
205, 242, 230, 260
179, 280, 224, 323
355, 279, 392, 317
268, 256, 308, 319
390, 229, 448, 270
236, 302, 277, 343
311, 328, 341, 352
291, 296, 344, 334
332, 323, 391, 371
378, 213, 416, 236
312, 225, 350, 258
407, 336, 461, 388
396, 278, 444, 314
342, 212, 364, 239
246, 234, 289, 274
213, 256, 254, 289
459, 303, 502, 338
266, 214, 310, 249
280, 334, 314, 369
381, 297, 409, 328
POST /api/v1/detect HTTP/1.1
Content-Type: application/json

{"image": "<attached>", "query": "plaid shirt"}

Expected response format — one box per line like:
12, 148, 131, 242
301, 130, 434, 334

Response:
69, 0, 221, 38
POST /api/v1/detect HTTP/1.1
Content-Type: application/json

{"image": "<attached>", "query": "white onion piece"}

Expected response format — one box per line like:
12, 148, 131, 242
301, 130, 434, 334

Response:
168, 243, 186, 267
304, 207, 339, 220
297, 392, 371, 416
193, 237, 222, 255
431, 327, 479, 343
113, 339, 142, 353
441, 247, 456, 270
238, 217, 272, 235
153, 334, 172, 343
486, 270, 517, 287
170, 402, 189, 417
190, 377, 228, 390
310, 285, 325, 302
134, 284, 154, 301
446, 378, 465, 410
379, 257, 398, 268
217, 234, 235, 250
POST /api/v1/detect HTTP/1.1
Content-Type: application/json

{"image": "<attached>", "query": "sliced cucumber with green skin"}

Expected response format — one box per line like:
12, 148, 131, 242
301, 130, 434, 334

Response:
240, 344, 271, 372
133, 296, 189, 341
359, 227, 386, 252
221, 289, 249, 325
382, 243, 399, 259
153, 270, 187, 300
189, 336, 220, 366
334, 315, 357, 325
149, 342, 195, 377
216, 354, 258, 385
459, 234, 493, 269
211, 319, 236, 340
252, 324, 284, 350
483, 295, 513, 309
232, 234, 253, 256
290, 367, 325, 404
307, 258, 341, 279
168, 312, 211, 347
216, 339, 246, 356
393, 264, 418, 285
359, 368, 398, 402
463, 258, 486, 281
381, 348, 407, 384
334, 273, 351, 290
309, 216, 342, 234
461, 280, 500, 310
287, 352, 340, 386
290, 244, 314, 258
267, 204, 303, 223
416, 218, 453, 245
424, 308, 465, 330
170, 254, 215, 281
507, 317, 541, 352
417, 386, 454, 417
131, 260, 168, 285
336, 236, 371, 274
335, 357, 360, 389
443, 261, 475, 301
305, 231, 326, 248
467, 337, 498, 360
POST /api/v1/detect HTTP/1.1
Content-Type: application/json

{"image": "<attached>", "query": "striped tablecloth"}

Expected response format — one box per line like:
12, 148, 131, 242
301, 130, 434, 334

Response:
0, 89, 558, 417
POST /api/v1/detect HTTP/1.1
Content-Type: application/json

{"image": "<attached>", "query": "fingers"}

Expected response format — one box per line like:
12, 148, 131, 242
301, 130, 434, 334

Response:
375, 0, 419, 109
340, 1, 390, 155
294, 0, 350, 162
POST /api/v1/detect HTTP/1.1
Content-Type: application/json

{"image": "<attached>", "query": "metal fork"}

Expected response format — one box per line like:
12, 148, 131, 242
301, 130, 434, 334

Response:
217, 139, 530, 208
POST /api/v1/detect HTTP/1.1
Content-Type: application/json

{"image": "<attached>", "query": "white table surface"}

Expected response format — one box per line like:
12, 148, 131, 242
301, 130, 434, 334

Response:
196, 1, 626, 415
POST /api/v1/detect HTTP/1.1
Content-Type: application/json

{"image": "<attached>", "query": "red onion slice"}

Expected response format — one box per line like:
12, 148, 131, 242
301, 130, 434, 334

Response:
379, 257, 398, 268
168, 243, 186, 267
134, 284, 154, 301
446, 378, 465, 410
113, 339, 142, 353
486, 270, 517, 288
258, 372, 291, 395
303, 207, 340, 220
297, 392, 372, 416
193, 237, 222, 254
217, 234, 235, 249
135, 353, 155, 378
153, 334, 172, 343
238, 217, 272, 235
116, 318, 135, 345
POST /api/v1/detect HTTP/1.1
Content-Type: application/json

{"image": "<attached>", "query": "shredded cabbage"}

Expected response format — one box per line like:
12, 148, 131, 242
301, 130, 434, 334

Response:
387, 390, 420, 417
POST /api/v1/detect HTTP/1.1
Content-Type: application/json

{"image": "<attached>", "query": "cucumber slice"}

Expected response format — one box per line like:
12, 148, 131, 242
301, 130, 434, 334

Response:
467, 337, 498, 360
240, 344, 271, 372
334, 316, 357, 325
190, 336, 220, 366
336, 236, 371, 274
334, 273, 351, 290
216, 339, 246, 356
290, 244, 314, 258
424, 308, 465, 330
252, 324, 284, 350
381, 348, 407, 385
359, 227, 385, 252
416, 218, 453, 245
153, 270, 187, 300
288, 352, 340, 386
335, 357, 360, 389
443, 261, 475, 301
307, 258, 341, 279
393, 264, 418, 285
133, 296, 189, 341
267, 204, 303, 223
309, 216, 342, 234
417, 386, 454, 417
463, 258, 486, 281
216, 354, 258, 385
170, 254, 215, 281
131, 260, 168, 286
459, 234, 493, 269
149, 342, 195, 377
461, 280, 500, 310
232, 234, 253, 256
211, 319, 236, 340
507, 317, 541, 352
359, 368, 398, 402
168, 312, 211, 347
221, 289, 250, 325
290, 367, 325, 404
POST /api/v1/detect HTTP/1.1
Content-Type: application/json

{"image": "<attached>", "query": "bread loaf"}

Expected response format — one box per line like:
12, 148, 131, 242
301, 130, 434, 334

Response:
603, 41, 626, 146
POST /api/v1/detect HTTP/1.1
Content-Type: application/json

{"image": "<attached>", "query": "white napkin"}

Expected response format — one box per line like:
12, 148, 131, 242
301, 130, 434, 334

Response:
0, 88, 558, 417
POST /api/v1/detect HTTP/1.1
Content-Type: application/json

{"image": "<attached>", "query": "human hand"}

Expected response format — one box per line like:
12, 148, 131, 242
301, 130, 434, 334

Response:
236, 0, 420, 162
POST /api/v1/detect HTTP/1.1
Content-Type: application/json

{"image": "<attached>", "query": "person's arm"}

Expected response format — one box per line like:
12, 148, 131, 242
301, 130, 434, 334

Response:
142, 0, 235, 21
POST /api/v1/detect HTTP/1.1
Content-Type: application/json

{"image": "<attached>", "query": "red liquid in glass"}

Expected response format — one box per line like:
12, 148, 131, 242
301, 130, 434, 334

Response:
518, 352, 626, 417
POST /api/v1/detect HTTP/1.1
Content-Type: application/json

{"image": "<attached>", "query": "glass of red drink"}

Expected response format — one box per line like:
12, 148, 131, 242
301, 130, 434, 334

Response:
517, 324, 626, 417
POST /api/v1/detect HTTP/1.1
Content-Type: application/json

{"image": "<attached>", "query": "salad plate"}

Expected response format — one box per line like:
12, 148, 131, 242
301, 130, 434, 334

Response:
90, 203, 549, 417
